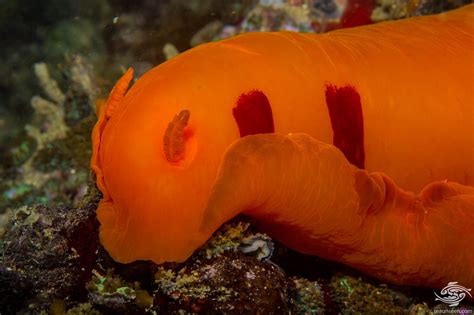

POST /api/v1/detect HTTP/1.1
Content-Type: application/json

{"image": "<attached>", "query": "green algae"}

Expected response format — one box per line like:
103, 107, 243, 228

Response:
65, 303, 101, 315
88, 269, 135, 298
292, 277, 325, 315
87, 269, 154, 310
330, 274, 407, 314
155, 266, 226, 301
32, 114, 95, 173
9, 137, 37, 167
200, 221, 251, 259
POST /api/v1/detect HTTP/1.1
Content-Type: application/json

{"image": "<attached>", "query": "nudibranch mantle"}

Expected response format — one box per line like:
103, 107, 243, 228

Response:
92, 5, 474, 289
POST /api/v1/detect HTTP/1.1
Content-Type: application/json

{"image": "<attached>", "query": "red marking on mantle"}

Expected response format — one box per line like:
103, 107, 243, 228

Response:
233, 90, 275, 137
325, 85, 365, 169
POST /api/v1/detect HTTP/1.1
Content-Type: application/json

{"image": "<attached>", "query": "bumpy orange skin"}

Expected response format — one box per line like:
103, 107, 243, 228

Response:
92, 5, 474, 288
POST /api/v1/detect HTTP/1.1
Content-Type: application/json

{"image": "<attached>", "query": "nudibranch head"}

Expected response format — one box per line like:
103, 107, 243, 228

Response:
91, 32, 327, 264
91, 40, 275, 263
91, 66, 237, 263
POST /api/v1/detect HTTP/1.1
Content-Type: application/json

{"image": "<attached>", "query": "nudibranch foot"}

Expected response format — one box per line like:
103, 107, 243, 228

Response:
200, 133, 474, 289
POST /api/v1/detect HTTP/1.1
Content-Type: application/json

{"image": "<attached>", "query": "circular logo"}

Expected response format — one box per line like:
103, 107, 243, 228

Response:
434, 282, 472, 307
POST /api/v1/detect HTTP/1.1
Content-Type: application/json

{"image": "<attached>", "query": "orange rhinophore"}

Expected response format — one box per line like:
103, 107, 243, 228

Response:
91, 5, 474, 289
163, 109, 191, 163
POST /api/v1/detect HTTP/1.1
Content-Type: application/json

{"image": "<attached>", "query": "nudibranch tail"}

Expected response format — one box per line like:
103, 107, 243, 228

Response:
200, 133, 474, 288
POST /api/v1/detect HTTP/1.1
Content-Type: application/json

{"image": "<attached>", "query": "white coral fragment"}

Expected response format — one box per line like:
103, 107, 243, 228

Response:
33, 62, 66, 105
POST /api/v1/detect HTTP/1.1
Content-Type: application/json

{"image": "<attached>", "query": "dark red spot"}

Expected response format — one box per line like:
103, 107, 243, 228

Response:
340, 0, 375, 28
321, 0, 375, 31
233, 90, 275, 137
325, 85, 365, 169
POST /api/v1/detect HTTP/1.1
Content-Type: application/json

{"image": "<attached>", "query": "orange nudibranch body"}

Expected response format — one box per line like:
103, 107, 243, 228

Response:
92, 5, 474, 287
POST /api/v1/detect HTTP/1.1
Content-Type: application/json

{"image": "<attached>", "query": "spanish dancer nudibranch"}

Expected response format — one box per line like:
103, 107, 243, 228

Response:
91, 5, 474, 289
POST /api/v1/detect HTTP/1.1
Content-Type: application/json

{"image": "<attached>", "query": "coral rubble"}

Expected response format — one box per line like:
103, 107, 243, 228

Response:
0, 189, 100, 313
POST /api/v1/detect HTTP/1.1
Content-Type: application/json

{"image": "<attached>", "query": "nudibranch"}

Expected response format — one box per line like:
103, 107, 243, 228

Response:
92, 5, 474, 289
